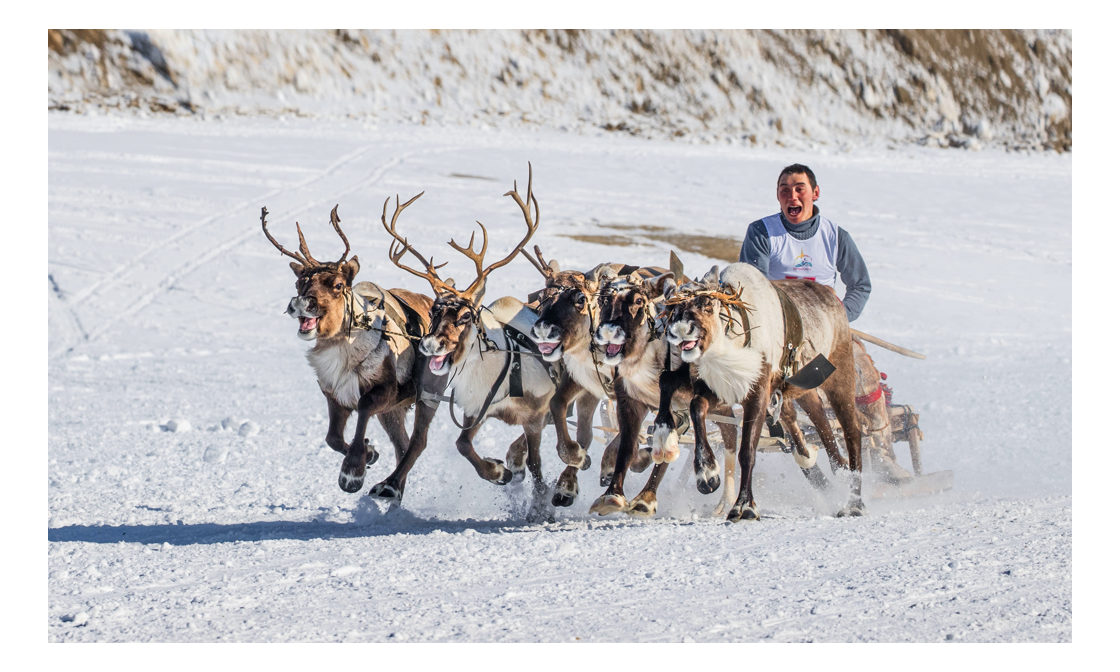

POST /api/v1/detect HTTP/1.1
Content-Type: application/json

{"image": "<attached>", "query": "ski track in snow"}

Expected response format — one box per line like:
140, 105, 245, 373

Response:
47, 115, 1071, 642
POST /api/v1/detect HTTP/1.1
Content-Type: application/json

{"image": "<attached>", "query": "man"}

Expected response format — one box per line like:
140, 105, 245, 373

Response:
739, 164, 870, 322
740, 163, 912, 484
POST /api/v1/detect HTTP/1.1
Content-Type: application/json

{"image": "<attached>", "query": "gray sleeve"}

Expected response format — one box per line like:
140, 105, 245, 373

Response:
739, 219, 770, 276
836, 227, 871, 322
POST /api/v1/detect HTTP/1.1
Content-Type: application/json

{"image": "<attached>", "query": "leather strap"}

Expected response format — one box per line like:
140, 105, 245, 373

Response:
774, 285, 804, 377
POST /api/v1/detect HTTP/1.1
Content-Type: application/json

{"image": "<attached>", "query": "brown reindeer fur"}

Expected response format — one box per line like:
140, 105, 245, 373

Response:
658, 264, 866, 519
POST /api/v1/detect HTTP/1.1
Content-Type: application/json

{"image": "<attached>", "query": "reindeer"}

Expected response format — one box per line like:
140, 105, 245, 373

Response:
260, 205, 434, 494
654, 263, 865, 520
572, 270, 743, 517
366, 166, 556, 522
524, 251, 664, 507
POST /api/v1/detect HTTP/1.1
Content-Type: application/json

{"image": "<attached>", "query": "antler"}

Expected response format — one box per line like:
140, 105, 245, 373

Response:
519, 244, 550, 278
381, 192, 458, 295
329, 205, 350, 264
459, 162, 542, 298
261, 206, 318, 266
448, 222, 488, 284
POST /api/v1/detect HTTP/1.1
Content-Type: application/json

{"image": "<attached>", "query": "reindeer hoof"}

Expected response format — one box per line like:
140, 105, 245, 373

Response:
696, 474, 721, 495
599, 471, 614, 488
509, 468, 526, 485
338, 470, 365, 493
552, 491, 575, 507
580, 454, 592, 471
589, 494, 627, 516
367, 481, 402, 503
630, 448, 653, 473
365, 446, 380, 468
727, 502, 759, 523
483, 458, 513, 485
837, 498, 866, 517
626, 496, 657, 517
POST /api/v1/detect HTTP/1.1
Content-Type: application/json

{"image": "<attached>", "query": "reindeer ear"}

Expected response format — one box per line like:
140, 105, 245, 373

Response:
646, 272, 676, 300
548, 259, 560, 273
700, 265, 720, 286
341, 256, 360, 283
589, 263, 617, 282
290, 262, 305, 277
626, 271, 642, 285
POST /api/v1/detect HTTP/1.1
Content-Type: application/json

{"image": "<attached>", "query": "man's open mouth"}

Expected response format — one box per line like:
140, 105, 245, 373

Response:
537, 342, 560, 356
681, 340, 698, 351
428, 354, 449, 372
786, 204, 803, 218
299, 316, 319, 333
605, 343, 623, 357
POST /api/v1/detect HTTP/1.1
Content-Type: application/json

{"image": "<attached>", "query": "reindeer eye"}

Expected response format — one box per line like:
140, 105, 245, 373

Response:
334, 282, 343, 291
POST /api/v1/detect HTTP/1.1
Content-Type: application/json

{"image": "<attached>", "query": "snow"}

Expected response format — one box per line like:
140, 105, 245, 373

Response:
46, 112, 1070, 642
47, 29, 1073, 152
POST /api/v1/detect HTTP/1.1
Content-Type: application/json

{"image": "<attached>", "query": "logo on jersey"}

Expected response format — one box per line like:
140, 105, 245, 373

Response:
793, 249, 813, 270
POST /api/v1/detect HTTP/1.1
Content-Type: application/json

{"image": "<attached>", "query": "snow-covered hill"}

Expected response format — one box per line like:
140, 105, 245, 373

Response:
48, 29, 1071, 152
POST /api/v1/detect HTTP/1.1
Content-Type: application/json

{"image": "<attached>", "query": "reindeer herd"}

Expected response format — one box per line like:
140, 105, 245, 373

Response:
261, 164, 869, 523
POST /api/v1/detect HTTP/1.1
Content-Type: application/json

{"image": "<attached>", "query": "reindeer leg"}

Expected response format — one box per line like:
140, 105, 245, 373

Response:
798, 390, 848, 474
590, 381, 644, 515
376, 406, 410, 464
827, 386, 865, 516
727, 366, 771, 522
550, 375, 592, 469
715, 422, 738, 517
367, 399, 438, 504
599, 432, 622, 487
650, 363, 692, 463
338, 382, 399, 493
552, 390, 597, 507
524, 417, 553, 524
781, 395, 828, 491
689, 381, 721, 495
322, 392, 350, 455
626, 463, 668, 517
506, 434, 529, 484
456, 421, 513, 485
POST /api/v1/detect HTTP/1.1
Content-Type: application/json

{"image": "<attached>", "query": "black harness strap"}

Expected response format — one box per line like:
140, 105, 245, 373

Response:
449, 336, 512, 431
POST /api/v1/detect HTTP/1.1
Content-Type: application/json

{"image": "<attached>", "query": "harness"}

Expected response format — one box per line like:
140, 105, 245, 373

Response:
342, 283, 424, 343
426, 297, 557, 430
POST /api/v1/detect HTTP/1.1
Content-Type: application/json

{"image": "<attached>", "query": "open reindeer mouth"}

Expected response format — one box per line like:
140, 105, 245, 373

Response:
298, 316, 319, 334
537, 342, 560, 356
428, 354, 449, 372
605, 343, 623, 357
681, 340, 698, 351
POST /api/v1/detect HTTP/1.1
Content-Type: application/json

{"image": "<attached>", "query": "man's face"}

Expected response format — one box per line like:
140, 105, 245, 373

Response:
777, 172, 820, 224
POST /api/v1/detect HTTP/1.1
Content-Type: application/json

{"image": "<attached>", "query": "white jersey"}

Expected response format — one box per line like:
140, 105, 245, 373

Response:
762, 213, 839, 288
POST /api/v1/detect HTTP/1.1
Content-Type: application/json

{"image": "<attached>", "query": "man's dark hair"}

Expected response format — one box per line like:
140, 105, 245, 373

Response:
778, 163, 817, 189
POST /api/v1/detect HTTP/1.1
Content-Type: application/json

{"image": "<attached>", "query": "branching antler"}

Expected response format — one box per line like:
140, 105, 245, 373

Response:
261, 206, 318, 266
329, 205, 350, 264
448, 222, 489, 283
458, 162, 542, 299
381, 192, 457, 295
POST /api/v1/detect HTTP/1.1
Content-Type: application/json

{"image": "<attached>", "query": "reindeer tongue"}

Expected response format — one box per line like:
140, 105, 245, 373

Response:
606, 344, 623, 356
299, 317, 319, 332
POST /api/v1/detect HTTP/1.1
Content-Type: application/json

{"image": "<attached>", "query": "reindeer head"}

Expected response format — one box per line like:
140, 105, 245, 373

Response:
664, 266, 750, 363
382, 164, 542, 375
529, 250, 617, 363
593, 270, 676, 366
261, 205, 360, 342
